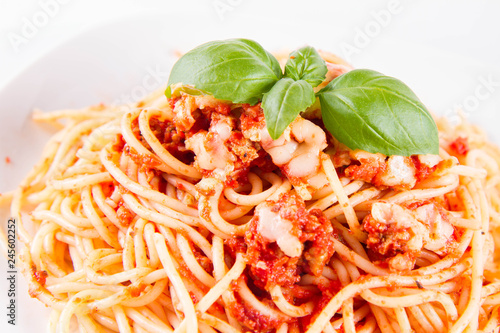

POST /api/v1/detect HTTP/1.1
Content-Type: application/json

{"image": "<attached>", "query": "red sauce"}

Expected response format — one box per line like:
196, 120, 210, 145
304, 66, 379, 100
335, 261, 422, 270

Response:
124, 145, 162, 170
345, 158, 386, 184
411, 156, 438, 183
434, 158, 454, 174
186, 112, 210, 136
225, 236, 247, 257
240, 103, 266, 133
116, 200, 134, 226
449, 137, 469, 156
129, 283, 147, 297
167, 97, 178, 111
227, 131, 259, 165
215, 103, 231, 115
33, 269, 48, 286
228, 280, 288, 331
223, 193, 340, 331
149, 117, 194, 165
165, 97, 275, 187
245, 221, 301, 289
111, 134, 125, 153
101, 182, 115, 197
343, 153, 444, 189
318, 279, 342, 309
403, 199, 432, 211
363, 214, 412, 257
191, 242, 213, 274
243, 193, 337, 289
363, 200, 458, 271
331, 149, 351, 168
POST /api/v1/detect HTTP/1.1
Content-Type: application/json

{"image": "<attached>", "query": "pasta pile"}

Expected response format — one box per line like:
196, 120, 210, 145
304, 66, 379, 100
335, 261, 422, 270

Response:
3, 54, 500, 333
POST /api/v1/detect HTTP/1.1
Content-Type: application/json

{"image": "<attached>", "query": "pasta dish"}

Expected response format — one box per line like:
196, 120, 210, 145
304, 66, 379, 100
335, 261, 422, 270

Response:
3, 40, 500, 333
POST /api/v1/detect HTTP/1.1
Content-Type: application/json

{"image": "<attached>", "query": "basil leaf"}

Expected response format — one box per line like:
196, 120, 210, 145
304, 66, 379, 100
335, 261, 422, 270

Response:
166, 39, 282, 104
262, 78, 316, 140
317, 69, 439, 156
284, 46, 328, 87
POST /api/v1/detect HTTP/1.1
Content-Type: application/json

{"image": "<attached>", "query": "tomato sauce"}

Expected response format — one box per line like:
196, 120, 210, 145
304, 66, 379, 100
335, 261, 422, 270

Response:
449, 137, 469, 156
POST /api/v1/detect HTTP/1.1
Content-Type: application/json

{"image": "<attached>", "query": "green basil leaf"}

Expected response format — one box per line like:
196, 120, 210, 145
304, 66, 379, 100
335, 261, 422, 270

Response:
317, 69, 439, 156
284, 46, 328, 87
166, 39, 282, 104
262, 78, 316, 140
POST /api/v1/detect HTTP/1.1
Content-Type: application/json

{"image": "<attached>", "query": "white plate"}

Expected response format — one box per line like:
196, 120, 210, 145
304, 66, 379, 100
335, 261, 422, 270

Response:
1, 5, 500, 332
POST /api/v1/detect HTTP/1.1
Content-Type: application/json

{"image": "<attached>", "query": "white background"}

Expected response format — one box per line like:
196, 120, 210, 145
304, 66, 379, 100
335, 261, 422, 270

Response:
1, 0, 500, 332
1, 0, 500, 133
2, 0, 500, 85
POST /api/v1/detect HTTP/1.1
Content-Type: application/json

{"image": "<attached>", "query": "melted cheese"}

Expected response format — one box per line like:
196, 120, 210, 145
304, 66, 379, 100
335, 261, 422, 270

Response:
417, 154, 442, 168
414, 204, 454, 253
379, 156, 416, 188
256, 204, 303, 257
185, 131, 231, 170
371, 202, 453, 254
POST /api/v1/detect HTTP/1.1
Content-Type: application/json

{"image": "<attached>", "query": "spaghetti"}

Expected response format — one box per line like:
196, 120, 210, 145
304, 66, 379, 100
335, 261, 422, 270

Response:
3, 52, 500, 333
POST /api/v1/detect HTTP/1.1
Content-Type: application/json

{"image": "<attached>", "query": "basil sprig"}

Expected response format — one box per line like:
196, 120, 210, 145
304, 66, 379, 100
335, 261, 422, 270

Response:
262, 46, 327, 139
166, 39, 439, 156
